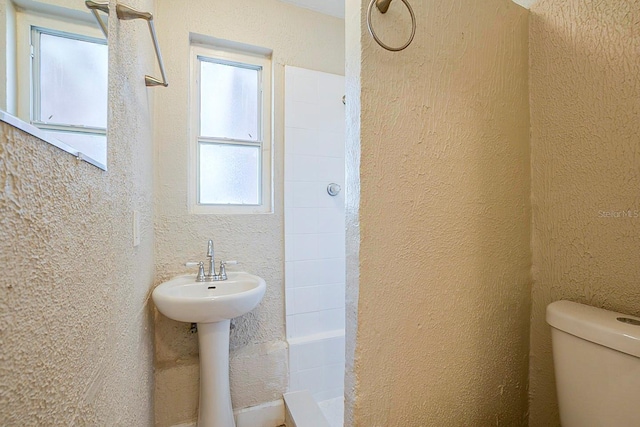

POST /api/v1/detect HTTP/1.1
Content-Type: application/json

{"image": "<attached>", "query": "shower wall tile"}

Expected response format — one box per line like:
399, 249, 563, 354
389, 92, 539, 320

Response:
293, 260, 323, 287
292, 181, 318, 208
293, 284, 344, 314
292, 73, 319, 104
293, 308, 345, 337
289, 234, 320, 261
286, 315, 295, 340
285, 289, 295, 316
293, 154, 320, 181
319, 131, 344, 158
317, 208, 345, 233
284, 66, 346, 402
318, 257, 345, 285
317, 233, 345, 260
289, 364, 345, 401
288, 335, 346, 401
287, 127, 321, 156
284, 181, 293, 207
293, 208, 319, 234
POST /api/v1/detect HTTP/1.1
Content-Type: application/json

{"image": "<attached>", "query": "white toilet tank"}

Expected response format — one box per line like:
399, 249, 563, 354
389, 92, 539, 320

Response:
547, 300, 640, 427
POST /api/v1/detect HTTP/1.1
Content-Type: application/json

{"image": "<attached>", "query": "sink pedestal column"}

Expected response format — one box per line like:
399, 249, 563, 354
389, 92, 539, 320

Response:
197, 320, 235, 427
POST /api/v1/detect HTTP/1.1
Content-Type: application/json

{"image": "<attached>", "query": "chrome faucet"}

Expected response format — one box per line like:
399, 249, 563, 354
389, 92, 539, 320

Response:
187, 240, 237, 282
191, 239, 230, 282
207, 239, 216, 278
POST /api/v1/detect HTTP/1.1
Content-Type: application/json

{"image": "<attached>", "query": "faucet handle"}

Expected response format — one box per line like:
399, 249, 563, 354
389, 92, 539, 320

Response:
218, 260, 238, 281
196, 261, 206, 282
185, 261, 207, 282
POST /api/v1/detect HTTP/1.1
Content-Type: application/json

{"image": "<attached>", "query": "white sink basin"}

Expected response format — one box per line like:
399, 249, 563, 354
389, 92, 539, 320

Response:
152, 272, 266, 324
153, 268, 266, 426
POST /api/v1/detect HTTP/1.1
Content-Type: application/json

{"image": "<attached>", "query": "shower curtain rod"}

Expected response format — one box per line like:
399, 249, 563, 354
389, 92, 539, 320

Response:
85, 1, 169, 87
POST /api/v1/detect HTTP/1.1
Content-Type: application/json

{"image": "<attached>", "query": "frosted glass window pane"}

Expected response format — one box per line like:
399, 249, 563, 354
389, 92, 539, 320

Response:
44, 131, 107, 166
199, 143, 260, 205
39, 32, 108, 128
200, 60, 259, 141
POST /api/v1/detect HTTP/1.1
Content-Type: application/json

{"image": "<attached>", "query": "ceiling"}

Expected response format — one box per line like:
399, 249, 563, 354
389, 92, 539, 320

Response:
277, 0, 536, 20
278, 0, 345, 19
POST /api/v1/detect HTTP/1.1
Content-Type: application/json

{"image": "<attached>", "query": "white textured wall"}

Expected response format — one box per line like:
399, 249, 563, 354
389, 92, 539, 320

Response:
152, 1, 344, 425
528, 1, 640, 426
0, 0, 156, 424
346, 0, 532, 424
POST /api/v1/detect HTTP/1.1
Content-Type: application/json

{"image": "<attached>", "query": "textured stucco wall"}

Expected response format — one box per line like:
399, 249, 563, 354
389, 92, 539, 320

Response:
528, 1, 640, 426
0, 0, 156, 424
152, 1, 344, 425
346, 0, 532, 425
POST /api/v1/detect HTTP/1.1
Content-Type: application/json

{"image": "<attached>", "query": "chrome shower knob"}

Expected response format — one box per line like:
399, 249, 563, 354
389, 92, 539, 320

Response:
327, 183, 341, 196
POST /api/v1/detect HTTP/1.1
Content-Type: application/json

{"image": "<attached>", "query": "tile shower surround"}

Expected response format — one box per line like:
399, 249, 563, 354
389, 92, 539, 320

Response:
284, 66, 346, 404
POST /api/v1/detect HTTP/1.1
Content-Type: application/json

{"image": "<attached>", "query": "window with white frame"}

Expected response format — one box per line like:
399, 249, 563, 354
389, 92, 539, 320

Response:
32, 27, 108, 164
16, 12, 108, 169
190, 44, 272, 214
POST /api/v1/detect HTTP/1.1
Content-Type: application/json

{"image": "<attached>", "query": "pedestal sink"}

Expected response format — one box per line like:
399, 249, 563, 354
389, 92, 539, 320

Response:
152, 272, 266, 427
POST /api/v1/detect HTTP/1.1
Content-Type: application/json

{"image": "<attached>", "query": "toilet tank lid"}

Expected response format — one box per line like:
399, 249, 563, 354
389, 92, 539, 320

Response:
547, 300, 640, 358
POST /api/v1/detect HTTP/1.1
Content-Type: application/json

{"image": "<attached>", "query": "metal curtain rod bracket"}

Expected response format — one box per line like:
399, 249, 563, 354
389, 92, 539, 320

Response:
367, 0, 416, 52
85, 0, 108, 38
84, 1, 168, 87
377, 0, 392, 13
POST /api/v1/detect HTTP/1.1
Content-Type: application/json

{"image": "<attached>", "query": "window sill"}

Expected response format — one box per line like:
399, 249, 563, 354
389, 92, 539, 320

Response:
0, 110, 106, 170
190, 203, 274, 215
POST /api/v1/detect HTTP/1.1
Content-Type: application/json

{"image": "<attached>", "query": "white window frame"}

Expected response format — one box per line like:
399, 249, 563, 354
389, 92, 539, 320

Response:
15, 11, 108, 170
189, 44, 273, 214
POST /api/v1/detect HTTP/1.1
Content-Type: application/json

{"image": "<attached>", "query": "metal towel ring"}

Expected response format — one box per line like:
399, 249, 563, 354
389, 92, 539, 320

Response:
366, 0, 416, 52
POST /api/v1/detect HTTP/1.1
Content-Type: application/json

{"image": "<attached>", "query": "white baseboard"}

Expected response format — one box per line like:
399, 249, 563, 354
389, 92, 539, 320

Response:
170, 399, 285, 427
